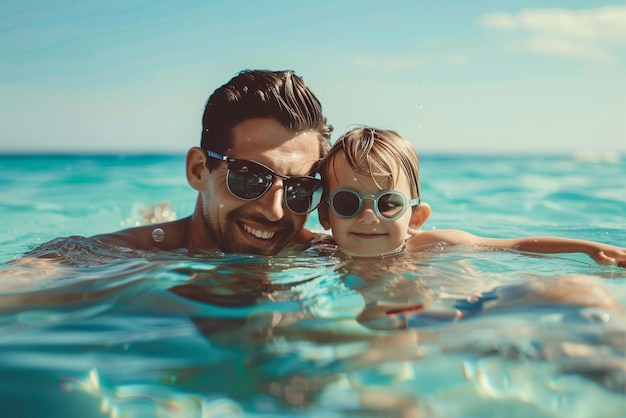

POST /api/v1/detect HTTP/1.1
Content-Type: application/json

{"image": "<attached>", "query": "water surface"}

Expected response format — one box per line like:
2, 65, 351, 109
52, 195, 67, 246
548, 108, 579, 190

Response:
1, 154, 625, 417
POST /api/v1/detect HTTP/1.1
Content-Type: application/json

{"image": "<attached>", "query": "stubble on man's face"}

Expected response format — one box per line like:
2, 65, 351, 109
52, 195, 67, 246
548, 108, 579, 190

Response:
200, 118, 320, 255
218, 209, 296, 255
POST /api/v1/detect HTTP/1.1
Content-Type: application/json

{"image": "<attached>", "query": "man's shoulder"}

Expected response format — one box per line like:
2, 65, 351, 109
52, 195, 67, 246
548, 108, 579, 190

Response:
92, 218, 190, 250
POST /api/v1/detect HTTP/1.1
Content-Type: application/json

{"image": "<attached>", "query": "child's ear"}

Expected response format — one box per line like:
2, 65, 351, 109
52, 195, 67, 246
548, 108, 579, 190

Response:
317, 201, 331, 230
408, 203, 431, 235
186, 147, 206, 191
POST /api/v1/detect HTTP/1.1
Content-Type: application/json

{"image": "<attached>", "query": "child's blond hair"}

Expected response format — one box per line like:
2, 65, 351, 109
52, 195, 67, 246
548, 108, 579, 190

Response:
319, 127, 421, 201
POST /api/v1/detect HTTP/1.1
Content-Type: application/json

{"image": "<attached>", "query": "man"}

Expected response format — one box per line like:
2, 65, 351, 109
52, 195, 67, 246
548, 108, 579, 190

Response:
93, 70, 333, 255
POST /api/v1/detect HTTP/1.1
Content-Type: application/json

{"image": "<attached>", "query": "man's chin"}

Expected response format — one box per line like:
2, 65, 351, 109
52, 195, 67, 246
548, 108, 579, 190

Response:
230, 242, 282, 256
214, 214, 296, 255
231, 226, 289, 256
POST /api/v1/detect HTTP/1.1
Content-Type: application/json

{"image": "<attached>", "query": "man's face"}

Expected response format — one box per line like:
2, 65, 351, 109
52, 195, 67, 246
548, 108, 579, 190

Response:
200, 118, 322, 255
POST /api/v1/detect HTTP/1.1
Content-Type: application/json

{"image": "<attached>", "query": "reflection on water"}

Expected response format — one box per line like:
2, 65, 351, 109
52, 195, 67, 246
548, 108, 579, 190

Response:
1, 237, 626, 417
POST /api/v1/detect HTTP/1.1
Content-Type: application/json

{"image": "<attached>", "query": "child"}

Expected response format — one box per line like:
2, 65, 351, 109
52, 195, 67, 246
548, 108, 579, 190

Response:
317, 126, 626, 266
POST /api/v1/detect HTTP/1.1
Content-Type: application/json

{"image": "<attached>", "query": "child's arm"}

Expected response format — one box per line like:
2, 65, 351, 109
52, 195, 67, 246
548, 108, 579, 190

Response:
406, 229, 626, 267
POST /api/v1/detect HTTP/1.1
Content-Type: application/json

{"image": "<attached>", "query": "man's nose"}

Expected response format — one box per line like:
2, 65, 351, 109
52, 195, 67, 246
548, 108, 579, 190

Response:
254, 178, 285, 221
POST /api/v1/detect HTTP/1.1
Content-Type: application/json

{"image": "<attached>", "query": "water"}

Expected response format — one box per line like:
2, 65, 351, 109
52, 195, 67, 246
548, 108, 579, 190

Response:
1, 153, 625, 417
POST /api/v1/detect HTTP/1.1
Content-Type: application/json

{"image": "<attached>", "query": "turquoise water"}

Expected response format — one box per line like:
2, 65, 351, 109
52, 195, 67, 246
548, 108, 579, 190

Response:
1, 154, 625, 417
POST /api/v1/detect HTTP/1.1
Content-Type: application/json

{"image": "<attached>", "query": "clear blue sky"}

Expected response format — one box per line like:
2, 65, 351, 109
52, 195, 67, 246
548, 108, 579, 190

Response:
1, 0, 625, 154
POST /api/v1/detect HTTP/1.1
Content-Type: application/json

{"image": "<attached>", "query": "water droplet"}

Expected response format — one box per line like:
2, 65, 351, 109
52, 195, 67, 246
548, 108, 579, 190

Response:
152, 228, 165, 243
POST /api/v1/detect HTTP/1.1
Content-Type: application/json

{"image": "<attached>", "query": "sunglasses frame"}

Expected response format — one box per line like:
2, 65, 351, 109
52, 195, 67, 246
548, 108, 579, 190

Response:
327, 188, 420, 221
205, 150, 323, 215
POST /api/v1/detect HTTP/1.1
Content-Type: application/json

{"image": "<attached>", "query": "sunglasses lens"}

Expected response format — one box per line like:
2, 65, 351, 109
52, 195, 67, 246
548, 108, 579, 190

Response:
377, 192, 406, 220
226, 158, 322, 214
329, 190, 410, 220
226, 160, 272, 199
331, 190, 361, 217
285, 179, 324, 214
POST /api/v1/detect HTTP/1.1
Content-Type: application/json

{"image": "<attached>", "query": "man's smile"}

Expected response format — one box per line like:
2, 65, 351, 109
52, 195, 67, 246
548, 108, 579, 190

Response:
242, 223, 276, 240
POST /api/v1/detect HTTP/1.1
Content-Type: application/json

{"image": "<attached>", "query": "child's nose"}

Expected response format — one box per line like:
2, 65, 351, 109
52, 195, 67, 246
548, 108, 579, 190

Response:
357, 201, 380, 224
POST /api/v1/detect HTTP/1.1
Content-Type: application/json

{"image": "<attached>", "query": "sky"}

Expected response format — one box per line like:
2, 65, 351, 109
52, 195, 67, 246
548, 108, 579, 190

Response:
1, 0, 625, 154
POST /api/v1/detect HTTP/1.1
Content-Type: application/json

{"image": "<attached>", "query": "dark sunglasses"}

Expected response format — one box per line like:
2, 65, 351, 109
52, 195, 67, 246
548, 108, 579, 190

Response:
205, 150, 324, 215
327, 188, 420, 221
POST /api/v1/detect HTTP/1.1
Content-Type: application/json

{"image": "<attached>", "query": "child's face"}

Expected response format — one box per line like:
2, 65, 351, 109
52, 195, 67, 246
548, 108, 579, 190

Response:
321, 152, 416, 257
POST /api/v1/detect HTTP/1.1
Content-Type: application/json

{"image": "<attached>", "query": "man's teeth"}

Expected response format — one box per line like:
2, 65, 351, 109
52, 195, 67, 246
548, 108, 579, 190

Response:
243, 224, 275, 240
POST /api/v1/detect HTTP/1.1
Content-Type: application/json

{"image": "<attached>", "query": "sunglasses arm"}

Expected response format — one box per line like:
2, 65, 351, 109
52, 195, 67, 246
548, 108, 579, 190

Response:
205, 150, 228, 162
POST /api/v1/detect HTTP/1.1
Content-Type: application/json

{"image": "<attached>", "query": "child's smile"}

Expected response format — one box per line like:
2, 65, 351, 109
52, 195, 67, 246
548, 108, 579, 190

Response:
322, 152, 416, 257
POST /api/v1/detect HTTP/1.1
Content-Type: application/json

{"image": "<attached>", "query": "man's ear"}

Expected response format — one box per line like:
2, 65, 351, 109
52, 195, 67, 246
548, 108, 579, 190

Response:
317, 201, 332, 230
186, 147, 206, 191
407, 203, 431, 235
